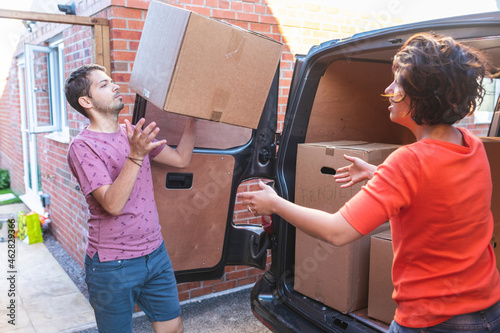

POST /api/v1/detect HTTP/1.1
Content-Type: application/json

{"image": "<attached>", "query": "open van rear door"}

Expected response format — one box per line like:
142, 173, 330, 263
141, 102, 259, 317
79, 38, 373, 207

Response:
131, 69, 279, 283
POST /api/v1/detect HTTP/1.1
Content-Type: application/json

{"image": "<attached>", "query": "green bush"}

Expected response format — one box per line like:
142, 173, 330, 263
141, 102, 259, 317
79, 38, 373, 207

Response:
0, 169, 10, 190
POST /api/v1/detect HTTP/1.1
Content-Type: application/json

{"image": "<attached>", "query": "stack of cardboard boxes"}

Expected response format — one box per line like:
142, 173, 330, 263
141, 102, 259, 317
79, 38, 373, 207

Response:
294, 137, 500, 324
481, 137, 500, 268
294, 141, 399, 320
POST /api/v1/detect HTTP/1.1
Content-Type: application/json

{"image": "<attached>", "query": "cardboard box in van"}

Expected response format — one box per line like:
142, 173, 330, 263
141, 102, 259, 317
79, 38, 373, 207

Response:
481, 137, 500, 270
294, 141, 399, 313
294, 141, 400, 213
368, 229, 397, 324
130, 1, 283, 129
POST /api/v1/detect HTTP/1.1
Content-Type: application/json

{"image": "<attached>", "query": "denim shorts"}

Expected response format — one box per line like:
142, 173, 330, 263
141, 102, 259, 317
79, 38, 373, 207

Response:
388, 300, 500, 333
84, 242, 181, 333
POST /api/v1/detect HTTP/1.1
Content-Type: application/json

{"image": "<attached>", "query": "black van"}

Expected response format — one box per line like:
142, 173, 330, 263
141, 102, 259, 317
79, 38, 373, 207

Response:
132, 11, 500, 333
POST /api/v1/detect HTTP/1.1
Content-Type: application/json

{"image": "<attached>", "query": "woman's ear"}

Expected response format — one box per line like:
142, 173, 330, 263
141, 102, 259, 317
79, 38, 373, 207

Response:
78, 96, 92, 110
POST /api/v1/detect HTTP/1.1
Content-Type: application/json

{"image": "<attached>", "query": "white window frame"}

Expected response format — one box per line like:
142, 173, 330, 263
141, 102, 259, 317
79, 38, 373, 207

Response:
24, 38, 69, 143
475, 78, 500, 125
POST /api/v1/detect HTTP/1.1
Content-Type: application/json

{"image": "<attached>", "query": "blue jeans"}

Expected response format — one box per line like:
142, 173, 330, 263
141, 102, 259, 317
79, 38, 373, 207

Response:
388, 300, 500, 332
85, 242, 181, 333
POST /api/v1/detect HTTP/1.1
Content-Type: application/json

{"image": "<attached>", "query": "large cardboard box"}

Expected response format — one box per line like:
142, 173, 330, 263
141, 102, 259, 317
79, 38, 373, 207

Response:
295, 224, 390, 313
368, 229, 397, 324
294, 141, 400, 313
481, 137, 500, 270
130, 1, 283, 129
294, 141, 400, 213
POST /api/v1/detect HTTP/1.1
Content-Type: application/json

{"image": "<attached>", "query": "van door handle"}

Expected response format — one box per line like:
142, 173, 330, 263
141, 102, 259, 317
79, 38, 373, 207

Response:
250, 233, 270, 261
165, 173, 193, 189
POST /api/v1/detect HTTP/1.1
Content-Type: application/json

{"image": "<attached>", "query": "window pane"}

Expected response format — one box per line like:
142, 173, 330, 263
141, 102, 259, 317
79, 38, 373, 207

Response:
32, 50, 54, 127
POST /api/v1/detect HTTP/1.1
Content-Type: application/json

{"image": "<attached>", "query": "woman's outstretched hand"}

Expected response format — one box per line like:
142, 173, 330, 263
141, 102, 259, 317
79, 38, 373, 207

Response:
237, 180, 277, 216
333, 154, 377, 188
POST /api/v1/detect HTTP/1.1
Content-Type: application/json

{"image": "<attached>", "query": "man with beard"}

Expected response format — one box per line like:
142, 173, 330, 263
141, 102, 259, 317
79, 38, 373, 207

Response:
64, 64, 197, 333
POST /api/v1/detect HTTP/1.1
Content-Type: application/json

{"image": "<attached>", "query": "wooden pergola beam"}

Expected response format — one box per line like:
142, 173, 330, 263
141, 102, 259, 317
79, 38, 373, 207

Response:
0, 9, 111, 72
0, 9, 108, 26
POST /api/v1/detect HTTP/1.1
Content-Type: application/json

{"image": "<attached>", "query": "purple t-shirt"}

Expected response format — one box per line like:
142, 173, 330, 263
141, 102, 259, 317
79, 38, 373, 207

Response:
67, 125, 165, 262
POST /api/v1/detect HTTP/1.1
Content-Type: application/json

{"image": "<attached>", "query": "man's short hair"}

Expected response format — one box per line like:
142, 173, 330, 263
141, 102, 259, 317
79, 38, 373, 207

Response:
64, 64, 106, 118
393, 33, 497, 125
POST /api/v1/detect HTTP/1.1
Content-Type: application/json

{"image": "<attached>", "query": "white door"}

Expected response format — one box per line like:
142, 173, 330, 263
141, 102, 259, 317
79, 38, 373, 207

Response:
18, 43, 62, 214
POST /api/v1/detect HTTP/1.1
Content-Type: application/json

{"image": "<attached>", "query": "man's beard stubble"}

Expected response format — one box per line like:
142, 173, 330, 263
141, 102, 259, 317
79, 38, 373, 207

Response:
92, 97, 125, 119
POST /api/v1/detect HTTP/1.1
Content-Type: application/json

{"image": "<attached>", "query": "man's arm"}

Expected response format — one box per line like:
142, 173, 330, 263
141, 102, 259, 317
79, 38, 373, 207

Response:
152, 118, 197, 168
92, 119, 166, 216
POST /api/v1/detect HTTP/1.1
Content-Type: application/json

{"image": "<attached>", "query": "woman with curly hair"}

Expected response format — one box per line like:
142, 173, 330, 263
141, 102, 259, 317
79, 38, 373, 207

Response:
238, 33, 500, 332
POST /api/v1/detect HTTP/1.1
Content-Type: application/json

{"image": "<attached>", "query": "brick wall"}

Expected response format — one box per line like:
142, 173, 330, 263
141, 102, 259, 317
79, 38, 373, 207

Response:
0, 60, 24, 194
48, 24, 95, 265
456, 115, 490, 137
2, 0, 486, 303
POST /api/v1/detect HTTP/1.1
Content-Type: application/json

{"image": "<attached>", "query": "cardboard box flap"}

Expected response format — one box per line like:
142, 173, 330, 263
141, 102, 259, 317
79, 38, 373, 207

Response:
216, 17, 283, 45
130, 2, 190, 107
303, 141, 368, 148
299, 141, 400, 167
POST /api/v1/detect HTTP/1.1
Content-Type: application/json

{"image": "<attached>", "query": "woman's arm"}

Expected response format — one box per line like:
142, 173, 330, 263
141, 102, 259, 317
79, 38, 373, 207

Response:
238, 180, 363, 246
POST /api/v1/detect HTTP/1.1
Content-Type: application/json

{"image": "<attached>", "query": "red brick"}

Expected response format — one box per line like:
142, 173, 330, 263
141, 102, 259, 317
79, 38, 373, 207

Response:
212, 9, 236, 20
231, 1, 243, 11
111, 72, 131, 83
110, 7, 143, 20
247, 267, 265, 276
110, 39, 128, 50
228, 20, 249, 29
249, 23, 271, 33
205, 0, 218, 7
129, 41, 140, 51
225, 269, 247, 280
213, 280, 237, 292
235, 210, 258, 220
128, 20, 144, 30
178, 281, 201, 292
255, 3, 267, 14
237, 12, 259, 22
110, 18, 127, 29
178, 291, 189, 302
237, 276, 258, 286
224, 265, 237, 273
186, 6, 211, 17
202, 278, 225, 287
243, 3, 254, 12
190, 286, 213, 298
111, 29, 142, 41
112, 50, 137, 62
219, 0, 230, 9
259, 14, 278, 25
127, 0, 151, 10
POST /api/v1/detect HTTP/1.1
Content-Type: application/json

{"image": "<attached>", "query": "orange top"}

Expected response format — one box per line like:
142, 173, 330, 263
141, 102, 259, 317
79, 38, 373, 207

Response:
340, 127, 500, 327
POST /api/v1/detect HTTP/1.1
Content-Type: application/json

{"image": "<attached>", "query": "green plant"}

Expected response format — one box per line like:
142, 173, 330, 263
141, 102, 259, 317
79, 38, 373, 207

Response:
0, 169, 10, 190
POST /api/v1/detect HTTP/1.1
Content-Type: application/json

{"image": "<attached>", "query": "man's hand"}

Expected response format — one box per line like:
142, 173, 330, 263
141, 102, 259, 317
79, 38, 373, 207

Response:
124, 118, 167, 159
333, 154, 377, 188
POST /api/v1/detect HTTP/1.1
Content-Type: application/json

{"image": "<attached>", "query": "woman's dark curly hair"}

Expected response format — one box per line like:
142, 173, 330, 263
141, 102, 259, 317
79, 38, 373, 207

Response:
392, 32, 498, 125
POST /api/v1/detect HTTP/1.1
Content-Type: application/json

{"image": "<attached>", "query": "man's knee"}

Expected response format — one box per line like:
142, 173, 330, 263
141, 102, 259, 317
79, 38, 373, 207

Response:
152, 315, 183, 333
